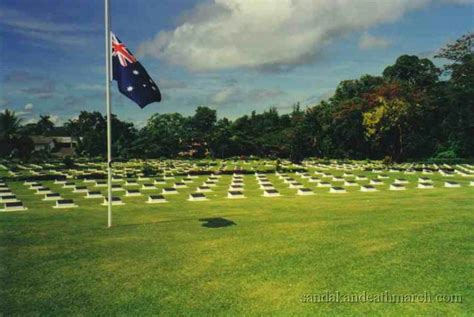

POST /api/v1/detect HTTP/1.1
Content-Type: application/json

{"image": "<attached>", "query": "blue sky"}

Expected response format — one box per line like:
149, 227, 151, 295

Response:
0, 0, 473, 127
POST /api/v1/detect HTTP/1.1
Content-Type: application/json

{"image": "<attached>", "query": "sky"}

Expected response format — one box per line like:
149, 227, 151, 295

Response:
0, 0, 473, 127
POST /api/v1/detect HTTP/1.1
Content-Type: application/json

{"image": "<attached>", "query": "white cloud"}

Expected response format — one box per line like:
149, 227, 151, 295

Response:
0, 7, 94, 47
211, 86, 239, 104
157, 79, 188, 89
138, 0, 463, 71
210, 86, 284, 105
358, 33, 391, 50
23, 117, 37, 125
49, 115, 61, 125
75, 84, 103, 91
441, 0, 474, 3
15, 111, 31, 117
24, 103, 33, 111
21, 114, 63, 125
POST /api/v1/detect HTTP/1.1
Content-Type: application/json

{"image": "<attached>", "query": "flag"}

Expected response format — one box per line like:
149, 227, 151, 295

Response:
111, 32, 161, 108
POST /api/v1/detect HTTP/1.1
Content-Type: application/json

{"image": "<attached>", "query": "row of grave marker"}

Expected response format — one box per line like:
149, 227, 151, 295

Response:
2, 170, 473, 211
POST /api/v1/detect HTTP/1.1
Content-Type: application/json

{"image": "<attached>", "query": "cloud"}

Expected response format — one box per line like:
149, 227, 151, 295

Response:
23, 117, 37, 125
48, 115, 61, 125
211, 86, 239, 104
24, 103, 33, 111
303, 90, 335, 105
75, 84, 103, 91
20, 81, 55, 99
63, 95, 85, 109
21, 113, 66, 126
3, 71, 43, 83
3, 71, 56, 99
4, 71, 56, 99
0, 7, 95, 47
358, 33, 391, 50
138, 0, 456, 71
209, 86, 284, 105
441, 0, 474, 3
157, 79, 188, 89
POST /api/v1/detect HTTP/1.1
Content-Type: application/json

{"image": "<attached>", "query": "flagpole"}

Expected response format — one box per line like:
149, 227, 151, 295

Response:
105, 0, 113, 228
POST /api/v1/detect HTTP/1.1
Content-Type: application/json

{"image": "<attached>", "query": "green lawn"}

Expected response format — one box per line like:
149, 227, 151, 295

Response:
1, 170, 473, 316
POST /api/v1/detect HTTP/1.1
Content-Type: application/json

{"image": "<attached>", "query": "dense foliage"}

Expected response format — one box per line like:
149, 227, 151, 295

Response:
1, 33, 472, 162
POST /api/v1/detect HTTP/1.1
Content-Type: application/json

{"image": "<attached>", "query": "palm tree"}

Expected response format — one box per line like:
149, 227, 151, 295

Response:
0, 109, 22, 140
36, 115, 55, 136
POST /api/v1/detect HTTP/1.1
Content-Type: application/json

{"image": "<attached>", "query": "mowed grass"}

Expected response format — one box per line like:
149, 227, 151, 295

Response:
1, 170, 473, 316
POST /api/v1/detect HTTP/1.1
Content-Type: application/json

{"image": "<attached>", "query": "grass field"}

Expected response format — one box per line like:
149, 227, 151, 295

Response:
1, 167, 473, 316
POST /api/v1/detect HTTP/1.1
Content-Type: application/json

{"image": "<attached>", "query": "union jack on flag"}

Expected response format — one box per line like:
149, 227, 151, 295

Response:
111, 32, 161, 108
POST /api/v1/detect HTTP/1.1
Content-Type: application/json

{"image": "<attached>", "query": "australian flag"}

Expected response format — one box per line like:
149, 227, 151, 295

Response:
111, 32, 161, 108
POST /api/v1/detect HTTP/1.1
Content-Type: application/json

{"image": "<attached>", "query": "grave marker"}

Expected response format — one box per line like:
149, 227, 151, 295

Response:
174, 182, 187, 189
73, 186, 88, 193
154, 178, 166, 185
102, 196, 124, 206
0, 189, 13, 197
36, 187, 52, 195
369, 179, 383, 186
297, 188, 314, 195
188, 193, 208, 201
43, 193, 62, 201
54, 199, 78, 209
360, 185, 378, 192
197, 186, 213, 193
389, 184, 406, 191
63, 182, 76, 189
263, 189, 281, 197
330, 187, 347, 194
394, 178, 409, 184
1, 201, 27, 212
418, 183, 434, 189
86, 191, 103, 199
0, 195, 18, 203
125, 189, 142, 197
289, 182, 304, 189
162, 187, 178, 195
317, 182, 331, 188
147, 195, 167, 204
444, 181, 461, 188
141, 183, 156, 190
344, 180, 359, 187
112, 184, 124, 192
227, 191, 245, 199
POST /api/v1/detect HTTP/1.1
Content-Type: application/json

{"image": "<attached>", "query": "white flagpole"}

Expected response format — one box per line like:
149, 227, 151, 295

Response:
105, 0, 113, 228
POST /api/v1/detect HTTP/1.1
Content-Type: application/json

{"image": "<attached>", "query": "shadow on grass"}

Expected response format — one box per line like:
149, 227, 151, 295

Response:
199, 217, 236, 228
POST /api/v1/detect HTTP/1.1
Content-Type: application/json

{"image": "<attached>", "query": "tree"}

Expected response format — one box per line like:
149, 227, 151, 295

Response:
63, 111, 137, 158
383, 55, 439, 88
0, 110, 34, 160
209, 118, 233, 158
9, 135, 34, 161
191, 106, 217, 136
362, 83, 429, 161
140, 113, 187, 158
0, 109, 22, 140
35, 115, 55, 136
434, 32, 474, 157
435, 32, 473, 63
188, 106, 217, 157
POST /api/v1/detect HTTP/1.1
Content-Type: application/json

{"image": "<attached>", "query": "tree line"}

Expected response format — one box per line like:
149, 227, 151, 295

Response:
1, 33, 472, 162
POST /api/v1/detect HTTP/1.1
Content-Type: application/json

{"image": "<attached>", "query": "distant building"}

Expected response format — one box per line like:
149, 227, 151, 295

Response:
30, 136, 78, 157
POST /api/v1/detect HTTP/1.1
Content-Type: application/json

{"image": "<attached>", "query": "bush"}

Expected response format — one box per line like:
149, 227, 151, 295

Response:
382, 156, 393, 166
63, 156, 75, 169
142, 164, 157, 176
434, 149, 458, 159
